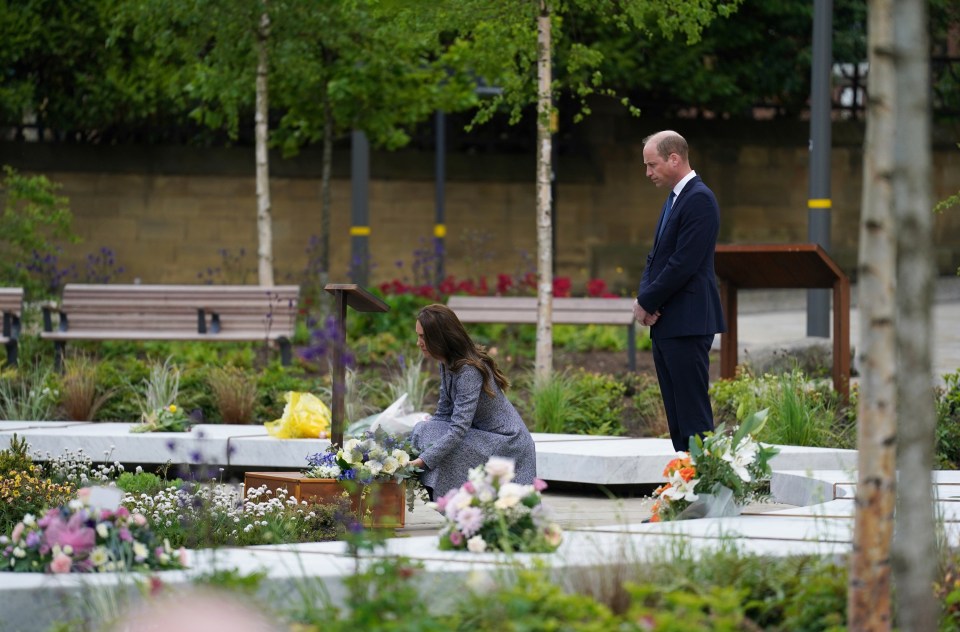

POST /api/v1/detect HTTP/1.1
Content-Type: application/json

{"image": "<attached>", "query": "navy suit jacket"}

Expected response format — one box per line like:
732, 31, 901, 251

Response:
637, 175, 726, 340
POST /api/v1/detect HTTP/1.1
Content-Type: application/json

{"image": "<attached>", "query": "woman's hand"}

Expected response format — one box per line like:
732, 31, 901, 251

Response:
410, 458, 426, 469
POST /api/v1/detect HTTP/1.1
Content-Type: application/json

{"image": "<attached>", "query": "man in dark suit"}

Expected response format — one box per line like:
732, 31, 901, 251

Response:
634, 131, 726, 452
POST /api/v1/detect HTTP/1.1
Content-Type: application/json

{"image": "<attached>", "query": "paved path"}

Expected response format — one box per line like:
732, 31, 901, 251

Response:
730, 278, 960, 382
399, 490, 795, 537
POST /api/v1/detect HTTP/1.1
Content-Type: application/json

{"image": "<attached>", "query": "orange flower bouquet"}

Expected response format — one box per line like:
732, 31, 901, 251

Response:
650, 409, 779, 522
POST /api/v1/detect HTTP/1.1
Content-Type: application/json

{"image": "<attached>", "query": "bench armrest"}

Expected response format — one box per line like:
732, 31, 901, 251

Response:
196, 309, 222, 334
41, 304, 65, 333
2, 313, 17, 339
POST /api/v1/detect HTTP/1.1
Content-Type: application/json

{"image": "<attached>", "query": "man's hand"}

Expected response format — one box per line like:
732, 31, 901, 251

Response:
633, 301, 661, 327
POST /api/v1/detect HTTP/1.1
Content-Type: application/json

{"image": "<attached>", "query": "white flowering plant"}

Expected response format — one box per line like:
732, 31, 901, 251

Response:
651, 409, 779, 522
432, 457, 562, 554
0, 487, 187, 573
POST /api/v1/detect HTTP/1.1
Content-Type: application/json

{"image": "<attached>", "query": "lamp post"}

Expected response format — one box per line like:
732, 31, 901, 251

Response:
807, 0, 833, 338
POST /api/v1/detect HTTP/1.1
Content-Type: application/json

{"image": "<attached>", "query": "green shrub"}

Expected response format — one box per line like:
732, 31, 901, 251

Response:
96, 356, 149, 421
0, 167, 76, 302
207, 366, 259, 424
625, 583, 750, 631
0, 434, 33, 475
570, 370, 626, 435
937, 370, 960, 469
0, 365, 59, 421
520, 371, 578, 434
518, 370, 625, 435
452, 567, 620, 631
115, 470, 184, 497
58, 354, 116, 421
709, 369, 852, 448
555, 324, 625, 352
624, 372, 668, 438
780, 558, 848, 631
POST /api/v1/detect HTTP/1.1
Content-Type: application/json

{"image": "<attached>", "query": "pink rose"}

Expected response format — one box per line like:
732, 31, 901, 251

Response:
533, 478, 548, 492
132, 514, 147, 527
449, 530, 464, 546
11, 523, 24, 544
50, 553, 72, 574
463, 482, 475, 494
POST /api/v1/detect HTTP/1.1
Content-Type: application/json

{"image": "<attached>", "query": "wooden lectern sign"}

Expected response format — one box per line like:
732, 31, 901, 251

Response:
324, 284, 390, 446
714, 244, 850, 401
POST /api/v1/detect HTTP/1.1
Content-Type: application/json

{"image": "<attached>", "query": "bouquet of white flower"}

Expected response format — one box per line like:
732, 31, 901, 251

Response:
304, 427, 419, 485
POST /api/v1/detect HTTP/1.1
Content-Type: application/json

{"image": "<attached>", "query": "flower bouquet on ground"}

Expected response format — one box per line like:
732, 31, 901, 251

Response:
304, 427, 427, 511
650, 409, 779, 522
131, 403, 197, 433
0, 487, 187, 573
432, 457, 563, 554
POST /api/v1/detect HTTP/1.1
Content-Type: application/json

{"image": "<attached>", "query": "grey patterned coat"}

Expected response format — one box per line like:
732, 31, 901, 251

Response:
412, 362, 537, 498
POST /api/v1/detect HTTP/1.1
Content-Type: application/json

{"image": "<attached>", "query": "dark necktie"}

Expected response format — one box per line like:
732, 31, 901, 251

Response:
656, 191, 676, 242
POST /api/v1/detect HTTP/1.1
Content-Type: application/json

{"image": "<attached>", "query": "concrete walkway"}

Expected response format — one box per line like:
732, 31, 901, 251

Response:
730, 278, 960, 383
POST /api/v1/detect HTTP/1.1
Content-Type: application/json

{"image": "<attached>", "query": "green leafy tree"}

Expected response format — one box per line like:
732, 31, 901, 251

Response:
116, 0, 478, 287
269, 0, 478, 288
0, 0, 186, 140
426, 0, 744, 381
0, 167, 76, 300
118, 0, 280, 284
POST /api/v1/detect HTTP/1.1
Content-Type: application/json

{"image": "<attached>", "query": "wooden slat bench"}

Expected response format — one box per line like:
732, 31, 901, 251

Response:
446, 296, 639, 370
42, 284, 300, 367
0, 288, 23, 367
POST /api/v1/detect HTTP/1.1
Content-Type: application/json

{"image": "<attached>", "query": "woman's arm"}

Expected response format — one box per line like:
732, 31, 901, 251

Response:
417, 365, 483, 468
432, 364, 453, 421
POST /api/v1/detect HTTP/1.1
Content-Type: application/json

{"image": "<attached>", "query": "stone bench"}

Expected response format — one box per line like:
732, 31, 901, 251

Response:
447, 295, 640, 370
1, 421, 858, 482
0, 287, 23, 367
42, 284, 300, 366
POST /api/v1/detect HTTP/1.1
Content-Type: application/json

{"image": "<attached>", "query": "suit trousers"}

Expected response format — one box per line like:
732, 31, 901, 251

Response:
652, 334, 716, 452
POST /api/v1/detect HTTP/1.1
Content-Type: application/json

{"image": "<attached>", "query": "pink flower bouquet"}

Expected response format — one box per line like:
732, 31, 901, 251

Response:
432, 457, 562, 554
1, 489, 187, 573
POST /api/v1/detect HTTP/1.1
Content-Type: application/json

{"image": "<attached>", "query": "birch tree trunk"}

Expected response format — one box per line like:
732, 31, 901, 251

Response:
534, 1, 553, 383
255, 6, 275, 287
849, 0, 896, 627
892, 0, 938, 629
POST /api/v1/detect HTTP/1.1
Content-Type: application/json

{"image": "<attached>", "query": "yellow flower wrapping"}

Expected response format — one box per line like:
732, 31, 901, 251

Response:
264, 391, 332, 439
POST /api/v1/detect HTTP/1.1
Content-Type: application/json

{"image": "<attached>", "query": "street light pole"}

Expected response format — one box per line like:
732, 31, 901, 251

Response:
807, 0, 834, 338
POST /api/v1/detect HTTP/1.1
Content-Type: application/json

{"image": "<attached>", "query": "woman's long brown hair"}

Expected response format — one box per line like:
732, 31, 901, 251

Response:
417, 304, 509, 398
